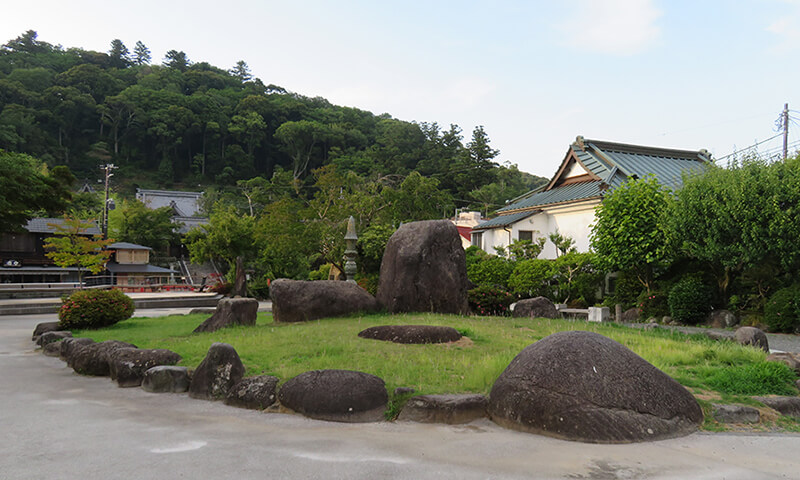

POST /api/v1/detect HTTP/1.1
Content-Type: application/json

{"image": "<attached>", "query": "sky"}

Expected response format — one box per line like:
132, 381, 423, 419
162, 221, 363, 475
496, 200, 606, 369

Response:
2, 0, 800, 177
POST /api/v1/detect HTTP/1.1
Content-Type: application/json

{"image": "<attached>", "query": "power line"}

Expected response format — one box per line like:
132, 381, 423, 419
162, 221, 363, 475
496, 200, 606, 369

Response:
714, 133, 783, 163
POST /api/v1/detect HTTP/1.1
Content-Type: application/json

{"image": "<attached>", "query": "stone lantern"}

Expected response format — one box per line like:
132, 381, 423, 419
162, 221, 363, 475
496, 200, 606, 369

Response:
343, 216, 358, 283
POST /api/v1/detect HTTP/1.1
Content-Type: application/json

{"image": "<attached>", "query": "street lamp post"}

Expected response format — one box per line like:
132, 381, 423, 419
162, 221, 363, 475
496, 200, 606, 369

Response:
101, 164, 117, 240
343, 216, 358, 284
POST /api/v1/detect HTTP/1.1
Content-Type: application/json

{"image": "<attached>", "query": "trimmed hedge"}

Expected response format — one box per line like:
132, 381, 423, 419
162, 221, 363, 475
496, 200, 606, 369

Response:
668, 276, 712, 325
58, 289, 134, 330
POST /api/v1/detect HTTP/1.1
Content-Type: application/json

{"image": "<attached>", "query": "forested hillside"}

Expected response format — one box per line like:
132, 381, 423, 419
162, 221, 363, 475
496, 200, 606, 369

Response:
0, 31, 545, 206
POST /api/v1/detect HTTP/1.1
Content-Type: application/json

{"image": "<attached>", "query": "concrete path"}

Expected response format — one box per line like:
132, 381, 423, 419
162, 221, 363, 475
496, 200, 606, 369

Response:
3, 314, 800, 479
625, 323, 800, 353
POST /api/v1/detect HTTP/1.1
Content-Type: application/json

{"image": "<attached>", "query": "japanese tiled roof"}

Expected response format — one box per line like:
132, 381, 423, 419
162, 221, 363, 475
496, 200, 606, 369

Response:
107, 242, 151, 250
475, 137, 710, 230
24, 218, 101, 235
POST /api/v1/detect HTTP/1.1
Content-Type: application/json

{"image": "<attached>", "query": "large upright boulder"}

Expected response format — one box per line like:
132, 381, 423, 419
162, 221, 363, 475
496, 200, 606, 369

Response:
270, 279, 380, 323
188, 343, 245, 400
193, 297, 258, 333
488, 331, 703, 443
376, 220, 469, 314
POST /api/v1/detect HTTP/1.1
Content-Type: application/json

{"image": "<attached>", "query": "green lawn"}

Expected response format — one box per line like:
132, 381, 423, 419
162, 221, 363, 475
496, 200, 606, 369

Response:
73, 312, 792, 404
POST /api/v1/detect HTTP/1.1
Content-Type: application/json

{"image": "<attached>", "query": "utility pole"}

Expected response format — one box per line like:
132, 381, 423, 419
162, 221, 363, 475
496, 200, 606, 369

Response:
783, 103, 789, 160
101, 164, 117, 239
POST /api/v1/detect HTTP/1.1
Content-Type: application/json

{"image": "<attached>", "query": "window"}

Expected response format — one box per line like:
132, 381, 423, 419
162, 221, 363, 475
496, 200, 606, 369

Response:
471, 232, 483, 249
518, 230, 533, 242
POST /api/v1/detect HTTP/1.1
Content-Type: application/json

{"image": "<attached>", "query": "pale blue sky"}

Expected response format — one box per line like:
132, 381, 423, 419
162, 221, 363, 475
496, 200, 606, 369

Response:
3, 0, 799, 177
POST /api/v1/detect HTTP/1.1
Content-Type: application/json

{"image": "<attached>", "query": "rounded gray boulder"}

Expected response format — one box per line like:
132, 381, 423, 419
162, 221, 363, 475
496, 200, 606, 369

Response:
734, 326, 769, 352
142, 366, 191, 393
512, 297, 558, 319
488, 331, 703, 443
376, 220, 469, 315
108, 348, 182, 387
278, 369, 388, 422
193, 297, 258, 333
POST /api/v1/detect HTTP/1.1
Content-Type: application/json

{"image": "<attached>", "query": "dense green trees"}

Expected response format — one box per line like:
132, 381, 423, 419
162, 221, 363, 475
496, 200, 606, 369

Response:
0, 31, 544, 211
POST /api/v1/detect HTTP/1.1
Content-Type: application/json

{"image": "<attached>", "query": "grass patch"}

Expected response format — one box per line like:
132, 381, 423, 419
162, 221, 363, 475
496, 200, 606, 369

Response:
73, 311, 800, 431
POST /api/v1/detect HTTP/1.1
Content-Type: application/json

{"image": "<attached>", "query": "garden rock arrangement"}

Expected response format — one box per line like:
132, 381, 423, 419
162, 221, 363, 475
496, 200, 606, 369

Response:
734, 327, 769, 352
108, 348, 183, 387
225, 375, 279, 410
32, 321, 63, 341
193, 297, 258, 333
376, 220, 469, 315
270, 279, 380, 323
707, 310, 739, 329
357, 325, 461, 344
511, 297, 558, 319
712, 404, 760, 424
188, 342, 245, 400
488, 331, 703, 443
69, 340, 138, 376
753, 396, 800, 417
398, 394, 487, 424
278, 369, 389, 422
36, 330, 72, 347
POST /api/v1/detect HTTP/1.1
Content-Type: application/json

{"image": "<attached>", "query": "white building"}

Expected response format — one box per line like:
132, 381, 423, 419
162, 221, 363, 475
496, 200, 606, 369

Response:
471, 136, 710, 259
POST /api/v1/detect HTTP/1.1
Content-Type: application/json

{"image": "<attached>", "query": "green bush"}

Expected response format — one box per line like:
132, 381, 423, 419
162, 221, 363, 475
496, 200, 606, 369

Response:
764, 286, 800, 333
356, 272, 379, 296
551, 252, 603, 305
609, 269, 644, 308
58, 289, 134, 330
467, 255, 516, 289
668, 276, 712, 325
637, 290, 669, 320
468, 286, 515, 316
508, 259, 554, 298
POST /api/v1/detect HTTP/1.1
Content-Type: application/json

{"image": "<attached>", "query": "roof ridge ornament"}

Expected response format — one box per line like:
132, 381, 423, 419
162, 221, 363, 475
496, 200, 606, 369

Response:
573, 135, 586, 149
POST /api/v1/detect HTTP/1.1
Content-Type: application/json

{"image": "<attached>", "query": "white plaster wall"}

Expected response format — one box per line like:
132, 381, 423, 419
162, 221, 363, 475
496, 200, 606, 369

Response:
475, 199, 600, 259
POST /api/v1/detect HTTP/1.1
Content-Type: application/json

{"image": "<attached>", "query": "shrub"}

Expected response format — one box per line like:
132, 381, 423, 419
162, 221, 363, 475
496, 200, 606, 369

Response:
551, 252, 603, 305
608, 269, 644, 308
637, 290, 669, 320
468, 286, 515, 316
508, 259, 553, 298
764, 286, 800, 333
467, 255, 515, 289
356, 272, 379, 296
668, 276, 712, 325
58, 288, 134, 330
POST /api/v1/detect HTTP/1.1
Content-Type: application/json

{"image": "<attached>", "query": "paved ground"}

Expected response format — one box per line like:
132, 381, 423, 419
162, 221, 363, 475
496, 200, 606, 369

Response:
624, 323, 800, 353
3, 313, 800, 479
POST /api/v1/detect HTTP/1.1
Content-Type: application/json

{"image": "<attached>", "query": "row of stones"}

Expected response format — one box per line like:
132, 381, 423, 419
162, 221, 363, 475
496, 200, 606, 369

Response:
34, 327, 485, 425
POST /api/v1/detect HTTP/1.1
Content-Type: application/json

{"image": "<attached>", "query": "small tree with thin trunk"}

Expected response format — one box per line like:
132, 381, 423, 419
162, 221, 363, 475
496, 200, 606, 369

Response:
43, 217, 114, 286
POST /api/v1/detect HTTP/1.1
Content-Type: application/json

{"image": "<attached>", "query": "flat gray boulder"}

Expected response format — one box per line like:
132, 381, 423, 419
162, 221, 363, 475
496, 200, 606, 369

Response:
712, 404, 760, 424
43, 341, 62, 357
398, 394, 488, 424
193, 297, 258, 333
278, 369, 388, 422
225, 375, 279, 410
69, 341, 137, 376
512, 297, 558, 319
755, 396, 800, 417
488, 331, 703, 443
108, 348, 182, 387
376, 220, 469, 315
32, 321, 63, 341
271, 279, 380, 323
188, 343, 245, 400
735, 327, 769, 352
357, 325, 461, 344
142, 366, 191, 393
36, 330, 72, 347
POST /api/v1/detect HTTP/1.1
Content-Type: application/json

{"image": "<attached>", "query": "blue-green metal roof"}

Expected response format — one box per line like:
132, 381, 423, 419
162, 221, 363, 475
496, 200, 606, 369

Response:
472, 210, 538, 231
474, 137, 709, 231
497, 180, 604, 213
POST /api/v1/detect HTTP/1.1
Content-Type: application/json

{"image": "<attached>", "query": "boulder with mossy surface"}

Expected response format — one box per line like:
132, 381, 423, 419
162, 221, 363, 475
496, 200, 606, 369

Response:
357, 325, 461, 344
278, 369, 388, 422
